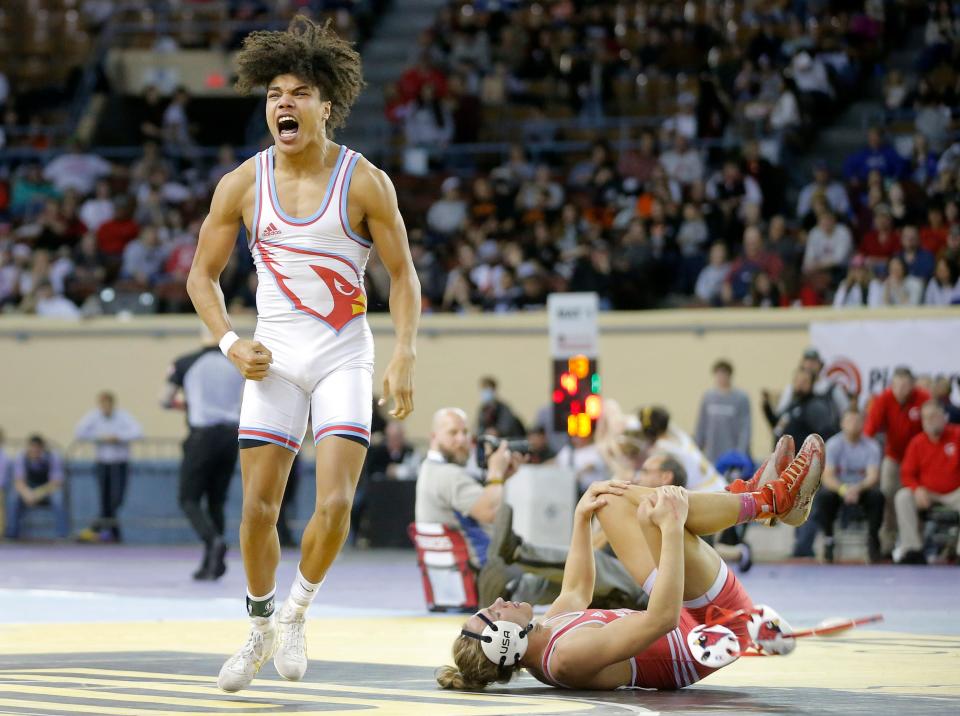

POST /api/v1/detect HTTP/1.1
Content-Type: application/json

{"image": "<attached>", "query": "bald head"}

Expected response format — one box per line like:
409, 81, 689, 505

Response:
431, 407, 471, 465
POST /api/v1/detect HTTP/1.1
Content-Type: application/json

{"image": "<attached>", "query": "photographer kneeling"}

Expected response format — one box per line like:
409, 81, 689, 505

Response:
415, 407, 647, 608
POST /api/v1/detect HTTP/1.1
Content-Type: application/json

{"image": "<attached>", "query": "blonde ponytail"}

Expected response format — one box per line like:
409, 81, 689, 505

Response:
436, 634, 520, 690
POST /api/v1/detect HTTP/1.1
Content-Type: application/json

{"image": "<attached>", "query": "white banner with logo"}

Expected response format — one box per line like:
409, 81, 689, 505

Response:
810, 318, 960, 403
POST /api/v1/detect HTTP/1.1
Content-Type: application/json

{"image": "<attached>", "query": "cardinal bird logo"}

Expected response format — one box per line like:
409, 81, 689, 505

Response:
257, 243, 367, 333
755, 619, 784, 643
310, 263, 367, 330
697, 627, 729, 650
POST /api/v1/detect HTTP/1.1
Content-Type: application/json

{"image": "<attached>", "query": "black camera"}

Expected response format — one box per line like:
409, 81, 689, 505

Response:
476, 435, 530, 469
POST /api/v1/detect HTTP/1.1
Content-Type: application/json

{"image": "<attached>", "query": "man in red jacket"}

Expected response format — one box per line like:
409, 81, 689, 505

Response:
894, 401, 960, 564
864, 367, 930, 554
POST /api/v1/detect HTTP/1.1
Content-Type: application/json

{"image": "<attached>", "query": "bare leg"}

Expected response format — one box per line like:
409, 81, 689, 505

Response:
239, 444, 297, 596
298, 437, 367, 582
596, 494, 722, 601
619, 486, 743, 536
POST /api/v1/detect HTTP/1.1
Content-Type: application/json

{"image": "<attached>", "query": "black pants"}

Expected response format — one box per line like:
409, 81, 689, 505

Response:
95, 462, 128, 539
179, 425, 239, 544
816, 488, 885, 547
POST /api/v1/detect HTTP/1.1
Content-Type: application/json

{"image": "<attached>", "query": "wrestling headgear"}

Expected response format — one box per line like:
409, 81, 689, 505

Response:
461, 611, 533, 667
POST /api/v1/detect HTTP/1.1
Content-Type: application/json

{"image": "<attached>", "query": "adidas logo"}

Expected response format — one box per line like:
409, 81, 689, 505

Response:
262, 222, 281, 238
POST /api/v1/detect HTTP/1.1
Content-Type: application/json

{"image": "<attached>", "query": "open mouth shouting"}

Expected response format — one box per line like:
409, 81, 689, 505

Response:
277, 114, 300, 142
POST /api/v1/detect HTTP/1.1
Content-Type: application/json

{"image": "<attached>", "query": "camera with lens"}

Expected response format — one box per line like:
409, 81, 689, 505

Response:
476, 435, 530, 469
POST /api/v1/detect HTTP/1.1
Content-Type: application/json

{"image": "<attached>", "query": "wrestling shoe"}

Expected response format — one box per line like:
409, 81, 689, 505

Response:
754, 434, 824, 527
274, 603, 308, 681
217, 620, 277, 692
727, 436, 795, 526
747, 604, 797, 655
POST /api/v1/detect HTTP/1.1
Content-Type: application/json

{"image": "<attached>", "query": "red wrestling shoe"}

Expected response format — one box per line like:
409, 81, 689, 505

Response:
727, 435, 794, 526
754, 434, 824, 527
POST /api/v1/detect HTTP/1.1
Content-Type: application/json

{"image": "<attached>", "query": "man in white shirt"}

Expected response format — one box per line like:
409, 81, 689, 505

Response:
42, 140, 112, 196
803, 209, 853, 275
74, 391, 143, 542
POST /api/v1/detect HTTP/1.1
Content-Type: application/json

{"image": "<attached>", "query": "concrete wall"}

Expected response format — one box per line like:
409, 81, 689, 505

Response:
2, 306, 956, 457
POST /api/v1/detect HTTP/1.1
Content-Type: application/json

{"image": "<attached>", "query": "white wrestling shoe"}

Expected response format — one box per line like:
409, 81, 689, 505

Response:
748, 605, 797, 655
274, 604, 308, 681
217, 620, 277, 692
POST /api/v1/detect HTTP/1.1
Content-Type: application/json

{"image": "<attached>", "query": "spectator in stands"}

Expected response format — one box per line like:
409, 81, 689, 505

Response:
747, 271, 782, 307
806, 409, 884, 563
860, 205, 901, 265
96, 196, 140, 279
476, 376, 525, 438
894, 401, 960, 564
908, 133, 941, 188
833, 254, 874, 307
695, 359, 752, 464
659, 133, 703, 187
843, 127, 906, 185
803, 209, 853, 277
797, 160, 850, 221
920, 204, 949, 255
695, 241, 730, 306
74, 391, 143, 542
898, 225, 935, 282
763, 367, 840, 450
402, 83, 453, 153
5, 435, 68, 540
865, 366, 931, 556
42, 139, 112, 196
10, 164, 59, 220
868, 256, 923, 307
724, 227, 783, 303
426, 177, 467, 238
415, 408, 644, 607
706, 161, 763, 244
120, 225, 167, 287
79, 180, 115, 234
617, 129, 659, 185
925, 257, 960, 305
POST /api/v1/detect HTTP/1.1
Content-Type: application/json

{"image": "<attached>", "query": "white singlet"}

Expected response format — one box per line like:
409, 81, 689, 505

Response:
237, 144, 374, 452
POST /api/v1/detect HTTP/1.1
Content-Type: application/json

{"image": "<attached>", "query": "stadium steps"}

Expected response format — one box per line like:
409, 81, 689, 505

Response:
790, 25, 926, 184
340, 0, 449, 156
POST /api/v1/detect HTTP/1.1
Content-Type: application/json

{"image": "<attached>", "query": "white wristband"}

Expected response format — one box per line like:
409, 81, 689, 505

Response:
219, 330, 240, 357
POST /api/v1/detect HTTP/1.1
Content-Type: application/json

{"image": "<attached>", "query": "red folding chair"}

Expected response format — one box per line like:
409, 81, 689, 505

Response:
407, 522, 479, 613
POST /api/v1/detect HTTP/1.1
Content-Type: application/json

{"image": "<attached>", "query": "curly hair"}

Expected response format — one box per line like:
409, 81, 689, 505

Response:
435, 633, 519, 690
235, 14, 365, 135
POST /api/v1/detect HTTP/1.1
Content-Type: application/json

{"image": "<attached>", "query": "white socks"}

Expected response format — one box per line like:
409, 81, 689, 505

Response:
284, 566, 323, 616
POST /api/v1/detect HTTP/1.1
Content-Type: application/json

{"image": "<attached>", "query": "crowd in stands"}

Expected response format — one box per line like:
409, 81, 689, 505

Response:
1, 1, 959, 316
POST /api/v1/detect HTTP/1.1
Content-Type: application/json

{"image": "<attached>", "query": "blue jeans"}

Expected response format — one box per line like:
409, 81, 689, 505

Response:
5, 488, 69, 539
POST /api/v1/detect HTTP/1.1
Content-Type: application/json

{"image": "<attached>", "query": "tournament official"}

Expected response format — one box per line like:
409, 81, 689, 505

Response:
162, 334, 245, 580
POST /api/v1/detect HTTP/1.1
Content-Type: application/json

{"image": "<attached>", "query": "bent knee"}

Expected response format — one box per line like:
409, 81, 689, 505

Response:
314, 492, 353, 523
893, 488, 915, 509
242, 497, 281, 527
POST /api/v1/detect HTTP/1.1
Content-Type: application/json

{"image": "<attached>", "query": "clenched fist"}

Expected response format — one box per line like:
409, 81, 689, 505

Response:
227, 339, 273, 380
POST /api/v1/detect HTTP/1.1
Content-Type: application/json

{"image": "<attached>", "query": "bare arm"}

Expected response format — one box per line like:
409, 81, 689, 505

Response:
551, 489, 687, 684
861, 462, 880, 490
354, 161, 421, 419
186, 162, 272, 381
467, 443, 522, 524
546, 480, 628, 618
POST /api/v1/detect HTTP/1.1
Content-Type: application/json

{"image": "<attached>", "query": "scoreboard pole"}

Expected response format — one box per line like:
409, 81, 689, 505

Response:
547, 293, 601, 438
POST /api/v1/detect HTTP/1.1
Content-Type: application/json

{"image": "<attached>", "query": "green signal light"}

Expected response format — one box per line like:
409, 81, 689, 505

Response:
591, 374, 601, 393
